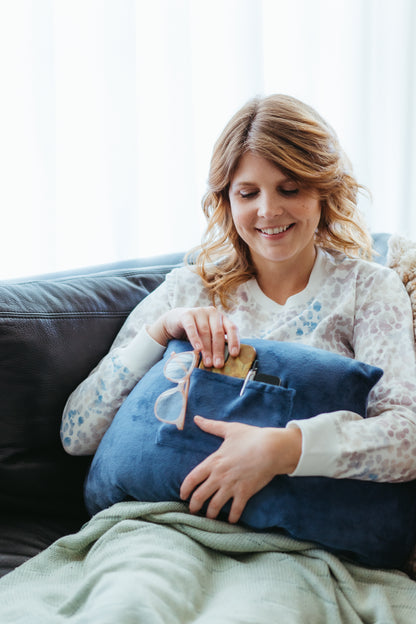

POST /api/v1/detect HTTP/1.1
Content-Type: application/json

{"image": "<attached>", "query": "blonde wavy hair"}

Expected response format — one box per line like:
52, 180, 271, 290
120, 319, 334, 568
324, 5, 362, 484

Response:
187, 94, 372, 309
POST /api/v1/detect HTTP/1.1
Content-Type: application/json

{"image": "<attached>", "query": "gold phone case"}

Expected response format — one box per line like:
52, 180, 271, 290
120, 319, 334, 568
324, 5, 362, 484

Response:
198, 344, 257, 379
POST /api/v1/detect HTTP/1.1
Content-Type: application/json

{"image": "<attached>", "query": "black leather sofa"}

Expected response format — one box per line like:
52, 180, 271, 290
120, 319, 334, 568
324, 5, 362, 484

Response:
0, 235, 392, 578
0, 251, 184, 577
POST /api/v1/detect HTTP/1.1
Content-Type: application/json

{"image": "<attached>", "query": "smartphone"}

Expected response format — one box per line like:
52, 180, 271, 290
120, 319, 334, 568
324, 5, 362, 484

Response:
198, 343, 257, 379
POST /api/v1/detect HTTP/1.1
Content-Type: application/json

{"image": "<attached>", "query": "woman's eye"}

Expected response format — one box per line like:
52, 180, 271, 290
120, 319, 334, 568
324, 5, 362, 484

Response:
280, 188, 299, 197
240, 191, 258, 199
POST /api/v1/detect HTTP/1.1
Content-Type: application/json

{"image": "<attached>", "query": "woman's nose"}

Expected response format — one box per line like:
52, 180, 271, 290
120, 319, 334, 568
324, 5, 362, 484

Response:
257, 194, 284, 218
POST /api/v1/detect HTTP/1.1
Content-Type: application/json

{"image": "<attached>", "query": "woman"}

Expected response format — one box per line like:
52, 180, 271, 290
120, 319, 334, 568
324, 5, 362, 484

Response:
61, 94, 416, 526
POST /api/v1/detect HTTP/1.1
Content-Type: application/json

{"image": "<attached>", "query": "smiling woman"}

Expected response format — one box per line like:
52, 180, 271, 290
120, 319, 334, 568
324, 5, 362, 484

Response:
193, 94, 372, 310
61, 94, 416, 540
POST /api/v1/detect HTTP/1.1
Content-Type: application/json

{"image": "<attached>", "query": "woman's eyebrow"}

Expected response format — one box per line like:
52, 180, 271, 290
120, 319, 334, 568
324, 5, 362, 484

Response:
231, 180, 257, 188
231, 176, 294, 188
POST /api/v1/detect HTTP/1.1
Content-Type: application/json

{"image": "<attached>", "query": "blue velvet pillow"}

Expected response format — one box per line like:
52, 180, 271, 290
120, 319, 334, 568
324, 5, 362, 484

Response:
84, 338, 416, 568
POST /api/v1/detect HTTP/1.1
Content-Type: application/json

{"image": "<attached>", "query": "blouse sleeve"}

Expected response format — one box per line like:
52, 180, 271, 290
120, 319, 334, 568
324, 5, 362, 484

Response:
287, 267, 416, 482
60, 277, 173, 455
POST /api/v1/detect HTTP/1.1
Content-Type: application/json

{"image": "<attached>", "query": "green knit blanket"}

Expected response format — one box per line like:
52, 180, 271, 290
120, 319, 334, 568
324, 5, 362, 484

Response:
0, 501, 415, 623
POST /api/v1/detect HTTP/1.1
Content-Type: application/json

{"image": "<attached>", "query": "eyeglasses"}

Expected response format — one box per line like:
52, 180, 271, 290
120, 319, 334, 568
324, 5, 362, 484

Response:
154, 350, 200, 430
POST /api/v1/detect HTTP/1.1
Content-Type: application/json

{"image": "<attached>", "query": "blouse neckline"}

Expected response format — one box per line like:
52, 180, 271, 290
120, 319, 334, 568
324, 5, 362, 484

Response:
245, 247, 327, 311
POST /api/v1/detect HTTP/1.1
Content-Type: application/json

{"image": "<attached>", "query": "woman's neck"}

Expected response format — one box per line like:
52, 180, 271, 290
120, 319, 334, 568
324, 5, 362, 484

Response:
254, 248, 317, 305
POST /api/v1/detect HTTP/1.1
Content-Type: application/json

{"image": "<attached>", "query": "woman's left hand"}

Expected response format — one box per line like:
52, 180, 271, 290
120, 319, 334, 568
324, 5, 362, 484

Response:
180, 416, 302, 524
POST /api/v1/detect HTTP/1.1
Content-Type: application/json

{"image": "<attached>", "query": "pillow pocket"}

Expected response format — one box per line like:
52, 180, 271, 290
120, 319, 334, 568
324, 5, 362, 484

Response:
156, 367, 296, 454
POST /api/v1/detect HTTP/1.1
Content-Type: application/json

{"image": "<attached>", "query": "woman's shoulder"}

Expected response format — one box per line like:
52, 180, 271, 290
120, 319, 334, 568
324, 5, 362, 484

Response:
320, 247, 407, 298
165, 264, 213, 306
165, 264, 205, 286
321, 247, 397, 278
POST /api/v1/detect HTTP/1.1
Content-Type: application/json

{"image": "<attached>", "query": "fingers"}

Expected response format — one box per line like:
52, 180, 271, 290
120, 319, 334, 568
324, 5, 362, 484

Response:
179, 459, 211, 505
227, 497, 247, 524
222, 315, 240, 358
180, 462, 232, 519
193, 415, 227, 436
180, 460, 247, 524
180, 307, 239, 368
152, 306, 240, 367
200, 307, 226, 368
180, 417, 245, 522
207, 490, 247, 524
150, 305, 240, 368
179, 417, 226, 504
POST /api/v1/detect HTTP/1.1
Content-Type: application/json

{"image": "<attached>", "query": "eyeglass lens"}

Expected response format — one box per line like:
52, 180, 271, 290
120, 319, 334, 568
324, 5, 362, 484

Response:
154, 386, 185, 423
164, 351, 197, 382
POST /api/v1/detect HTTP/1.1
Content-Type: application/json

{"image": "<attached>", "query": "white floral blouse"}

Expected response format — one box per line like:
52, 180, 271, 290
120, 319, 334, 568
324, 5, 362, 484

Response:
61, 248, 416, 483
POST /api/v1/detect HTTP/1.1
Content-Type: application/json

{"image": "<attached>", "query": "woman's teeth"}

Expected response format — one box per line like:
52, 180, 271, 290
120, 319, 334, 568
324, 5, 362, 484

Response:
259, 225, 291, 235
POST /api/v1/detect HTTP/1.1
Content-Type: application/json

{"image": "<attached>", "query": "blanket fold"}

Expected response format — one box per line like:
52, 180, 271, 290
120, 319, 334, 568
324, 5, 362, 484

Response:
0, 501, 415, 623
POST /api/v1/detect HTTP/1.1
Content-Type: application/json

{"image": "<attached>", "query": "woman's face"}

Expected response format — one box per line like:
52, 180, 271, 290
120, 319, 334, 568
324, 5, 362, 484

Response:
229, 151, 321, 276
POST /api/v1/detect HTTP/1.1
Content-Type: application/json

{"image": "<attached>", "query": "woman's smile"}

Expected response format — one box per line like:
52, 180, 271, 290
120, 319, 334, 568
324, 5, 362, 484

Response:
256, 223, 294, 237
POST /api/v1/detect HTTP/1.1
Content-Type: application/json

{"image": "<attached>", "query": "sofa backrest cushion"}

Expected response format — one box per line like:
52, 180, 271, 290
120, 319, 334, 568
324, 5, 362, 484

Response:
0, 263, 177, 520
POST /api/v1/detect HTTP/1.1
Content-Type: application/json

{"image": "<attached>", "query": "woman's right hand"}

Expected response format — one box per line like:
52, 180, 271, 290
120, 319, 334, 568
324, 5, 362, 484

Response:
147, 307, 240, 368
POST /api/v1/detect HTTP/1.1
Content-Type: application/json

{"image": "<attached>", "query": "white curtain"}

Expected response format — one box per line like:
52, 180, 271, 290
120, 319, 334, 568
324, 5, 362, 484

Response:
0, 0, 415, 279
